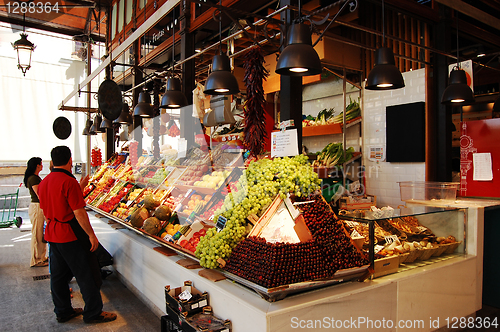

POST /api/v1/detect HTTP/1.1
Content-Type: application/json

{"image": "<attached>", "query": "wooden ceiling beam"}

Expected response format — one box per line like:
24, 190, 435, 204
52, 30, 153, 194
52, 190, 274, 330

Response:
434, 0, 500, 32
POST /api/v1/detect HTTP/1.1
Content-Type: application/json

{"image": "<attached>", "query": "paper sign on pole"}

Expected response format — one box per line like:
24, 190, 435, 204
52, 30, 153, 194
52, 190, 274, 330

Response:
271, 129, 299, 157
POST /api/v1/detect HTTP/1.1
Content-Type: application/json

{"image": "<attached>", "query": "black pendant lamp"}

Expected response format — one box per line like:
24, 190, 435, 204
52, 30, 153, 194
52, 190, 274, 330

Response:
203, 0, 240, 95
204, 54, 240, 95
82, 118, 93, 136
275, 23, 322, 76
365, 0, 404, 90
160, 77, 188, 108
133, 90, 154, 117
100, 116, 113, 130
92, 114, 106, 133
441, 68, 474, 105
441, 11, 474, 105
115, 103, 133, 124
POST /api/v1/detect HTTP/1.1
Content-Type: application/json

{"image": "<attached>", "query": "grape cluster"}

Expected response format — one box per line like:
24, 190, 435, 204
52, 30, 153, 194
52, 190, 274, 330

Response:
195, 156, 321, 269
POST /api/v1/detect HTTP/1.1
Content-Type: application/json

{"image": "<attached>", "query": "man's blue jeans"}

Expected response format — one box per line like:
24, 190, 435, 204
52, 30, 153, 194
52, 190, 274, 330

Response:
49, 241, 103, 321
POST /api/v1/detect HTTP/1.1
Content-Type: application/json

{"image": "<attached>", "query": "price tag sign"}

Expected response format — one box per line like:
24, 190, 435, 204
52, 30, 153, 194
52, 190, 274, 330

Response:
271, 129, 299, 158
215, 216, 227, 232
384, 235, 399, 245
374, 245, 385, 254
126, 200, 134, 207
345, 221, 359, 228
351, 229, 362, 238
416, 226, 427, 233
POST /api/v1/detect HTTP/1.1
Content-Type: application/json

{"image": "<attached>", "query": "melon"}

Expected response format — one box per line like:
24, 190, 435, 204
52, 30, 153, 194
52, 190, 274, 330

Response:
154, 205, 172, 221
143, 194, 160, 210
130, 207, 149, 228
142, 217, 162, 235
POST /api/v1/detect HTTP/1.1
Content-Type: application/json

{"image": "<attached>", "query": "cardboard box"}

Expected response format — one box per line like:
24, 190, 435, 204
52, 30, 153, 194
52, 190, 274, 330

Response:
372, 255, 399, 278
165, 281, 209, 316
339, 195, 376, 210
248, 195, 313, 243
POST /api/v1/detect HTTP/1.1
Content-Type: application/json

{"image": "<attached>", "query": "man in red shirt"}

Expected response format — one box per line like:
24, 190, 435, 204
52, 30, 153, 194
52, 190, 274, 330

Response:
38, 146, 116, 324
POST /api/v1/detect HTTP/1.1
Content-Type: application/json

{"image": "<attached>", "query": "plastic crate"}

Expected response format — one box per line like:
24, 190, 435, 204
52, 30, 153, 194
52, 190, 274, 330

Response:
161, 315, 184, 332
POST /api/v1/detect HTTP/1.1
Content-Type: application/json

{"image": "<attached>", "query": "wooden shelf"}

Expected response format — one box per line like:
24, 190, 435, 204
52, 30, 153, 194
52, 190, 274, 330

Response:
302, 123, 342, 136
302, 117, 362, 137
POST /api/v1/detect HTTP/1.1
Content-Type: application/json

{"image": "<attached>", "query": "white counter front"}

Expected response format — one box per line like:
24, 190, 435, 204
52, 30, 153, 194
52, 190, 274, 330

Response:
90, 206, 484, 332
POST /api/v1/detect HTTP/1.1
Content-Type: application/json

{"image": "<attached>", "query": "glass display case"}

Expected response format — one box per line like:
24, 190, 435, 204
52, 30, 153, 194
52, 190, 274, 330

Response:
338, 206, 466, 275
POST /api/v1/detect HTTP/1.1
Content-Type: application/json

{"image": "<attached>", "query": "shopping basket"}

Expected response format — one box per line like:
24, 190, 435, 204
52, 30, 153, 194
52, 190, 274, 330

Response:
0, 184, 23, 228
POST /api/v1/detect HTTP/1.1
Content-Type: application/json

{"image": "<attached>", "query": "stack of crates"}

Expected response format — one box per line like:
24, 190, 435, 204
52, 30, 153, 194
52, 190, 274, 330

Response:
161, 281, 231, 332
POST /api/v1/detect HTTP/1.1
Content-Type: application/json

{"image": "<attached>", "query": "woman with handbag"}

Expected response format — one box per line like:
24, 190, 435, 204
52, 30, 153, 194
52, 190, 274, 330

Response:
24, 157, 48, 267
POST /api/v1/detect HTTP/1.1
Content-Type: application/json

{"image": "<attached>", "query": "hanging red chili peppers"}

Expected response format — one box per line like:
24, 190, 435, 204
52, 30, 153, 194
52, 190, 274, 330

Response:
91, 146, 102, 167
243, 45, 269, 158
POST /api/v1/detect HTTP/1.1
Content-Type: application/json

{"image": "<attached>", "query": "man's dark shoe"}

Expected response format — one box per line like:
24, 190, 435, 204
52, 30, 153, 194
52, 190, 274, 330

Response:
57, 308, 83, 323
84, 311, 117, 324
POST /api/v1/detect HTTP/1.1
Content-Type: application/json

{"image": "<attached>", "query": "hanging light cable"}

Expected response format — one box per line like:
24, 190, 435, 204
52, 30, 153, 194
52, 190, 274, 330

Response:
160, 8, 188, 108
365, 0, 405, 90
441, 10, 474, 105
204, 0, 240, 95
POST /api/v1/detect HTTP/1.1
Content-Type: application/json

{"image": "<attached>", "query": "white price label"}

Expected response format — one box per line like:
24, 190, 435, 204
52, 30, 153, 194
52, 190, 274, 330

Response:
345, 221, 359, 228
384, 235, 399, 245
351, 230, 362, 238
374, 245, 385, 254
416, 226, 427, 233
178, 289, 192, 301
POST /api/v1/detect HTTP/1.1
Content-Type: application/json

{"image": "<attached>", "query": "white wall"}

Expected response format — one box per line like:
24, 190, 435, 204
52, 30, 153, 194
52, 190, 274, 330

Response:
363, 68, 426, 208
0, 24, 106, 163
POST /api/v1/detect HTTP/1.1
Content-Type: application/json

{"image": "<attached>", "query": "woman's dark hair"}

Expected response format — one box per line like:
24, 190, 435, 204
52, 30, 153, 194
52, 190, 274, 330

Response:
24, 157, 42, 187
51, 146, 72, 166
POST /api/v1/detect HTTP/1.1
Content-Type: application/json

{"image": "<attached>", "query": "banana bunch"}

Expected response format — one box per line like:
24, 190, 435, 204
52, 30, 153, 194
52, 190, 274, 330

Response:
312, 143, 355, 167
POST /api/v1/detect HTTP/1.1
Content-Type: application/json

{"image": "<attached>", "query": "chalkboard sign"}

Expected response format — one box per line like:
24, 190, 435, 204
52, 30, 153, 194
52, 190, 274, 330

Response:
386, 102, 425, 162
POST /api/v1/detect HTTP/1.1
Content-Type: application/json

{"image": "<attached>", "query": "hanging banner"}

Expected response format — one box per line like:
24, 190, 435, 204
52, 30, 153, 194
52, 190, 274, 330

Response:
449, 60, 473, 92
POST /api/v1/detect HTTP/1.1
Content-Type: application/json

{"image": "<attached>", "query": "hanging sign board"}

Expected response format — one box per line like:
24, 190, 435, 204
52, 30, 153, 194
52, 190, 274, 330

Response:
449, 60, 473, 92
271, 129, 299, 158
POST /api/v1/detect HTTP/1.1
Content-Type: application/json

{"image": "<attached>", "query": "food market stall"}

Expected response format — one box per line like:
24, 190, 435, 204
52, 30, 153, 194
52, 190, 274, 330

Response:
84, 146, 483, 331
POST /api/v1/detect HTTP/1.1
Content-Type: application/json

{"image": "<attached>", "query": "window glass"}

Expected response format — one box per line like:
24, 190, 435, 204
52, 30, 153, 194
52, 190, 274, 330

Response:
126, 0, 133, 25
118, 0, 124, 33
111, 2, 117, 40
138, 0, 146, 10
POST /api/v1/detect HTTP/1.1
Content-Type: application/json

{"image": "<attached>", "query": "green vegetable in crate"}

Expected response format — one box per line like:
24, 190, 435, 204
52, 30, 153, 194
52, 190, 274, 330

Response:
142, 217, 162, 235
312, 143, 355, 167
330, 97, 361, 124
154, 205, 172, 221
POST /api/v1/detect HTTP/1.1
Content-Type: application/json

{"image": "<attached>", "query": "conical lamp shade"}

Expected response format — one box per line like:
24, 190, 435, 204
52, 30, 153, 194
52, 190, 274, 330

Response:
275, 23, 322, 76
441, 68, 475, 105
160, 77, 188, 108
82, 119, 92, 135
114, 103, 133, 124
93, 114, 106, 133
100, 116, 113, 130
366, 47, 405, 90
204, 54, 240, 95
133, 91, 154, 117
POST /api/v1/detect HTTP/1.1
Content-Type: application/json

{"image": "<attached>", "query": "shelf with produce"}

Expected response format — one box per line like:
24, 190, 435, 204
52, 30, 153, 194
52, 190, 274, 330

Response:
302, 116, 362, 137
